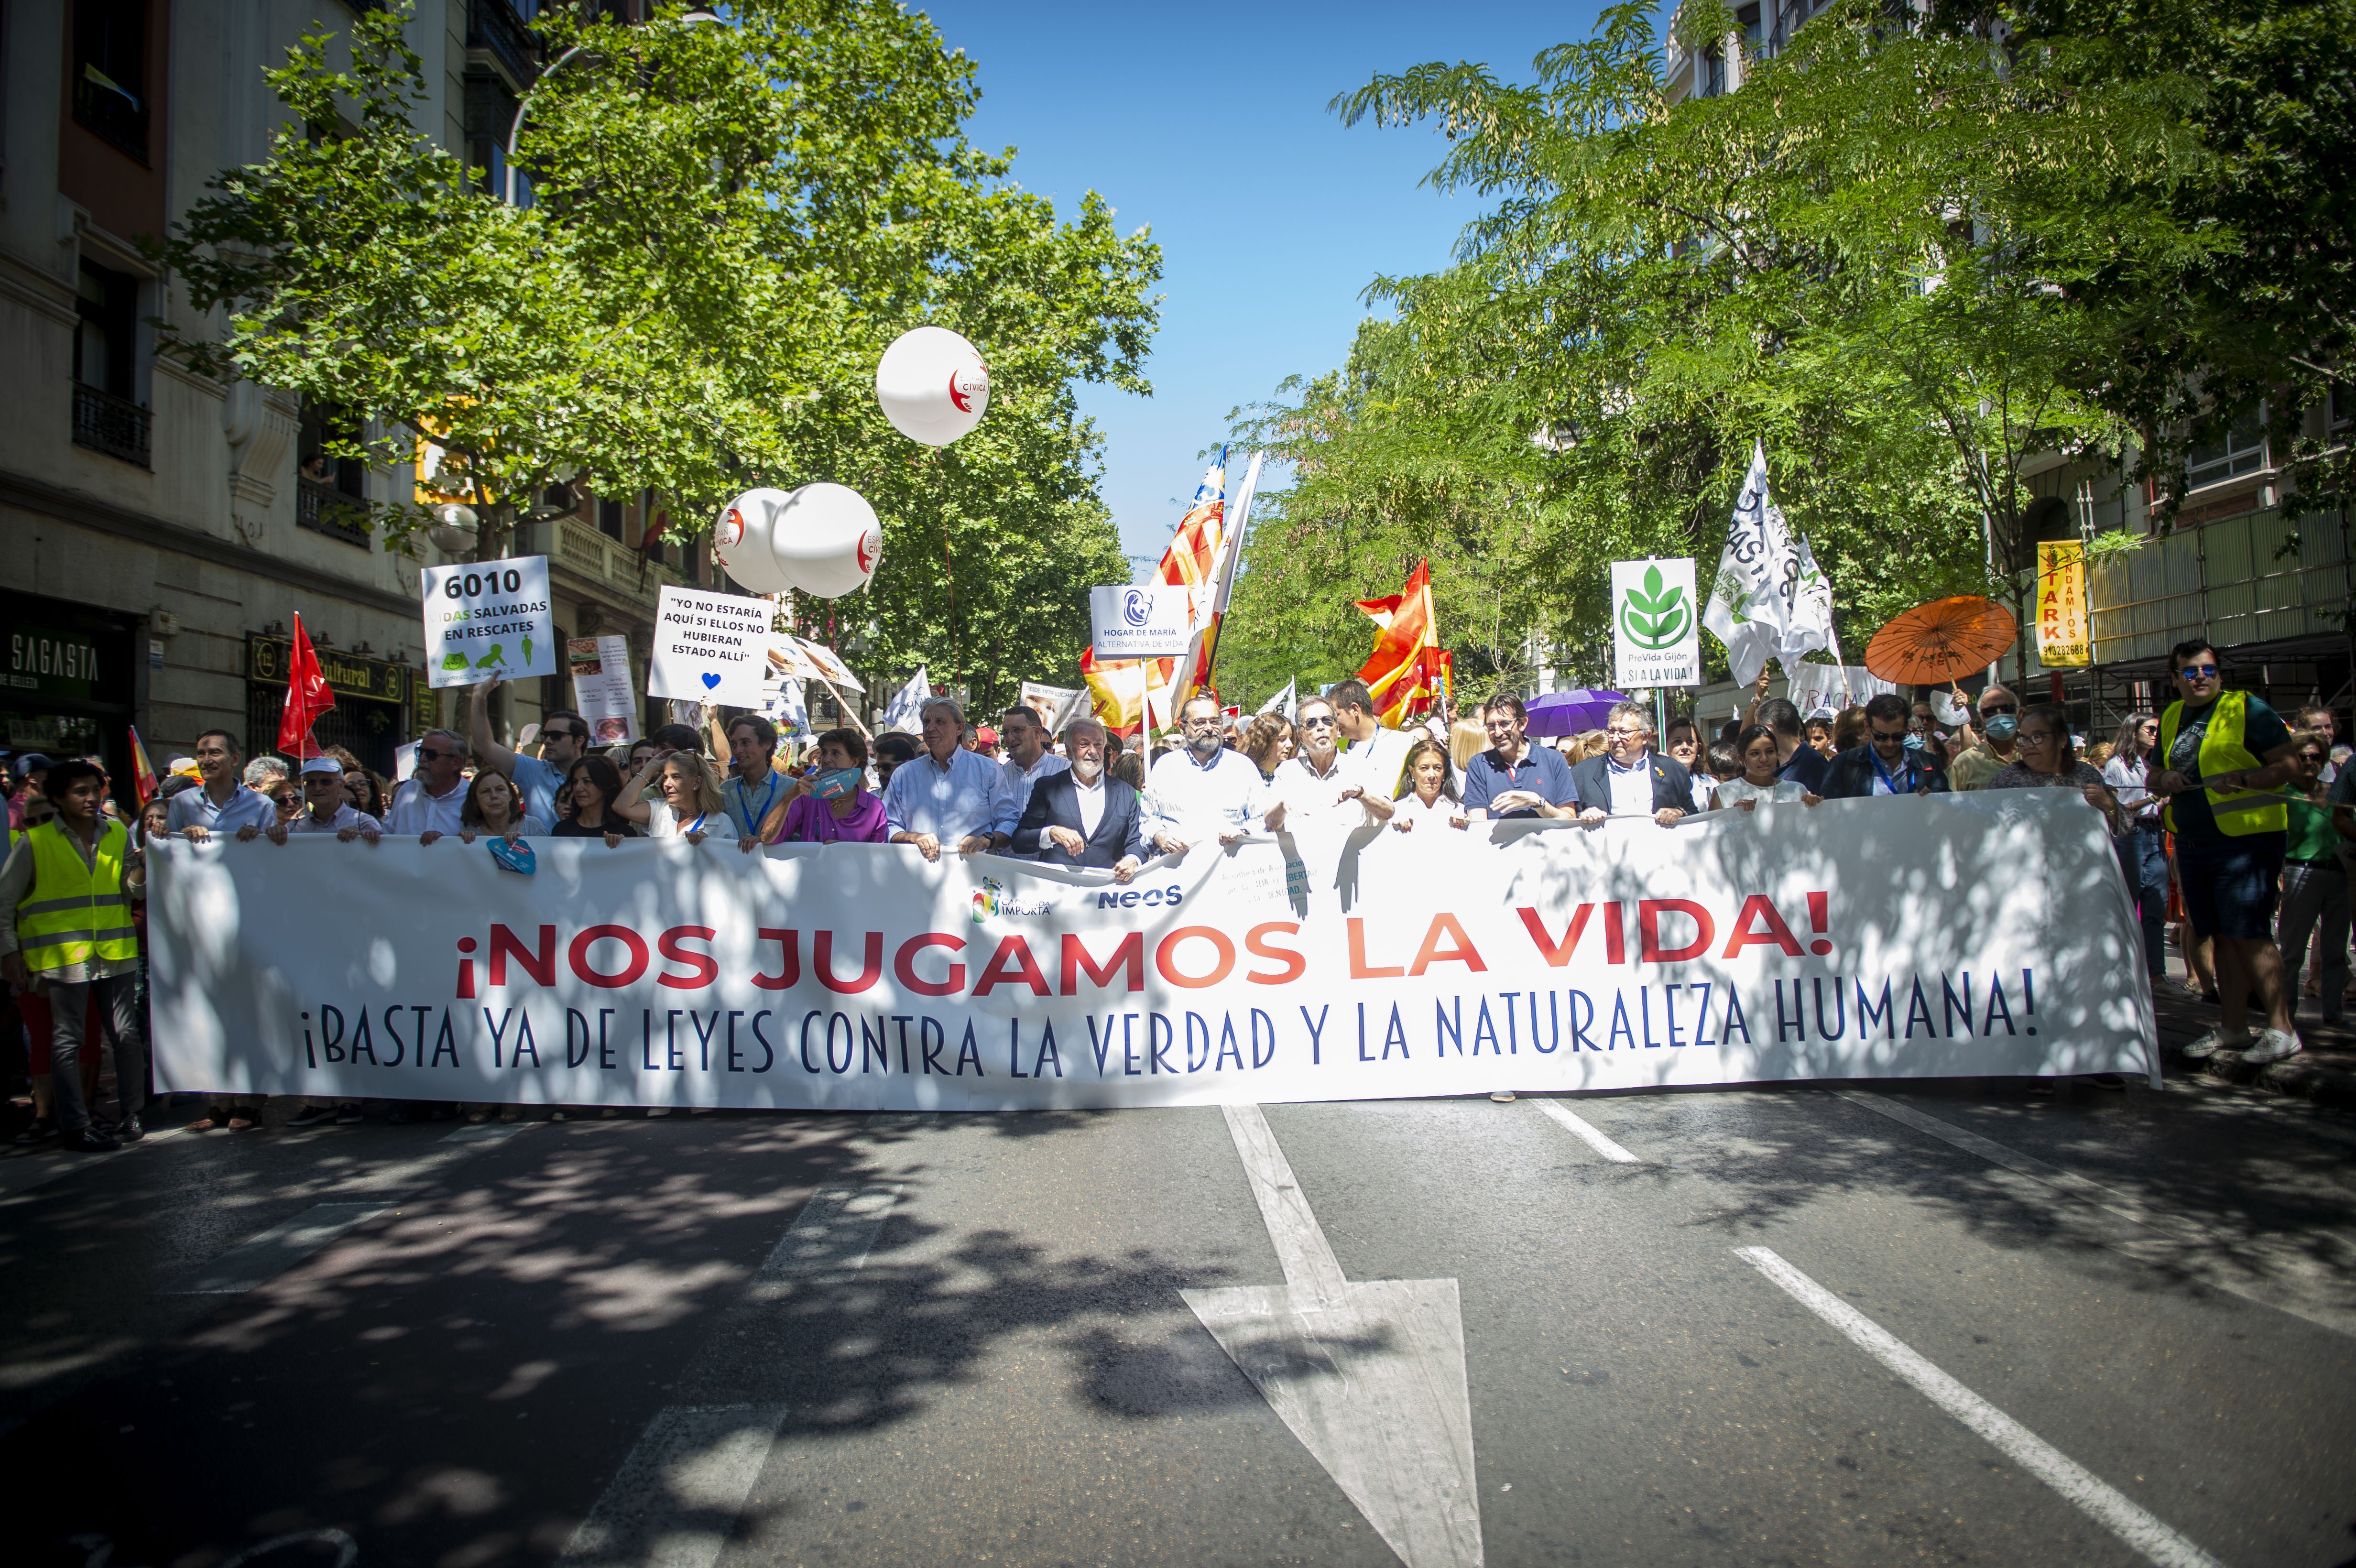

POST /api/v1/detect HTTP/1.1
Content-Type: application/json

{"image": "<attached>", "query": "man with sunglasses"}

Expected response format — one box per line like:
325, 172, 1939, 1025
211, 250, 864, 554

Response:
1822, 693, 1951, 798
470, 674, 591, 827
1946, 686, 2022, 792
386, 730, 473, 836
2150, 640, 2302, 1063
1267, 696, 1393, 836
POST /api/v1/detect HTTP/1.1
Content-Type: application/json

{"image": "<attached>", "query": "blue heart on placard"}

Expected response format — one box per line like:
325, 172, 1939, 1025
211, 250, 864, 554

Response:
701, 672, 722, 689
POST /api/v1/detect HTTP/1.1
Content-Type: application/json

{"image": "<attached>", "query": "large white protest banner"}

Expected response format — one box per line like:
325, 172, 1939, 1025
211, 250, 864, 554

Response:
423, 557, 556, 688
150, 793, 2153, 1109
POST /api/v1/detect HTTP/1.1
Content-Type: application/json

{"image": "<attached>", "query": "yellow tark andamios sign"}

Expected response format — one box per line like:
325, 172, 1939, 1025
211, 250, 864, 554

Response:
2036, 540, 2092, 667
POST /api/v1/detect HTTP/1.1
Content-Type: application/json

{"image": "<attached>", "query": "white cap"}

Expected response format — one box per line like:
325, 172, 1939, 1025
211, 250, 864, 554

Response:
300, 755, 344, 777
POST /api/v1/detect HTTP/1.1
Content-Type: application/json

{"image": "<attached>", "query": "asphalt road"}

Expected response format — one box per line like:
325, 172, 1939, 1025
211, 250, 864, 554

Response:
3, 1073, 2353, 1568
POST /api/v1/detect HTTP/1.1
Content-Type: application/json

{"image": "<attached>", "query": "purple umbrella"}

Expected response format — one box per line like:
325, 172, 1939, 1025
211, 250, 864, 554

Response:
1522, 688, 1628, 737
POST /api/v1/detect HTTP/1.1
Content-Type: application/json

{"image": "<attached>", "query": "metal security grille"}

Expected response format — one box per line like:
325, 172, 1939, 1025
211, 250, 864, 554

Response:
244, 686, 406, 780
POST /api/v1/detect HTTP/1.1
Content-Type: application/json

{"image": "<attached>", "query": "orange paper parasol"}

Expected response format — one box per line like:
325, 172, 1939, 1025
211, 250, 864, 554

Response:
1864, 596, 2018, 686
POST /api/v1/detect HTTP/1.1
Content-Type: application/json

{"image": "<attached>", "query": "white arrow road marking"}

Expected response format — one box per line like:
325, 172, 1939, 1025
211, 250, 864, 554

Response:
1184, 1104, 1484, 1568
1735, 1245, 2226, 1568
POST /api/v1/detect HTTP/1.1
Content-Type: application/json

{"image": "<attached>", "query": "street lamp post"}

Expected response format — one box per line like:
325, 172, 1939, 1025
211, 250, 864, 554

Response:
502, 8, 722, 208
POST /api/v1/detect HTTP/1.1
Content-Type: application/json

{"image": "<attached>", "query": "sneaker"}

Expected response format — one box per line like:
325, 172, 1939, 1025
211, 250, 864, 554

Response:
2242, 1028, 2304, 1065
287, 1105, 338, 1129
11, 1118, 57, 1146
334, 1105, 364, 1125
2181, 1026, 2251, 1060
62, 1126, 119, 1154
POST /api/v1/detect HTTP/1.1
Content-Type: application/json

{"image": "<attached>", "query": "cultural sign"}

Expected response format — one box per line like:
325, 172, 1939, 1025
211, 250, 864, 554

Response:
567, 635, 638, 747
421, 557, 556, 688
648, 585, 774, 708
148, 793, 2156, 1110
2036, 540, 2093, 668
1089, 585, 1192, 660
1612, 557, 1701, 689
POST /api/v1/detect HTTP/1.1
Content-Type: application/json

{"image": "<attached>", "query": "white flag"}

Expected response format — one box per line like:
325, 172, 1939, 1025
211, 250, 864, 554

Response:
1257, 677, 1296, 720
879, 665, 930, 733
1782, 526, 1836, 670
1702, 442, 1791, 687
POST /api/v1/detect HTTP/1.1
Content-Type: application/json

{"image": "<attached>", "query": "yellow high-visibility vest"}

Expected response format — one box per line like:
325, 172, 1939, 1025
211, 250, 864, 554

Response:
2158, 690, 2288, 837
15, 818, 137, 973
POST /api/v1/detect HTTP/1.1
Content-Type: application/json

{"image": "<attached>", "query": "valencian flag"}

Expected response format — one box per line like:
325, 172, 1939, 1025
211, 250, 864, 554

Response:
1087, 452, 1229, 733
1353, 559, 1447, 728
127, 726, 160, 806
1180, 450, 1261, 701
277, 612, 336, 758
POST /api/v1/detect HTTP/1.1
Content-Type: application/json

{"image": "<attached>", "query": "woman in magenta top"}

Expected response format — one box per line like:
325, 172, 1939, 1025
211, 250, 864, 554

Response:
770, 728, 889, 845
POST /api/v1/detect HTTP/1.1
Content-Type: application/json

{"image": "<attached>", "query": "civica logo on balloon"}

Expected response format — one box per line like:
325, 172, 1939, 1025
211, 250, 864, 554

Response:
718, 507, 745, 548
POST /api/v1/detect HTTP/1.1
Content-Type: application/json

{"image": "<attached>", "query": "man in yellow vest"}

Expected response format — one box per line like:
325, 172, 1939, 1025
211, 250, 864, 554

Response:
2149, 639, 2302, 1064
0, 759, 148, 1152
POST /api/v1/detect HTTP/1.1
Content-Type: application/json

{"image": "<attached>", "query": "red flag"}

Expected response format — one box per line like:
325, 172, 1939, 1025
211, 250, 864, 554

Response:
127, 726, 160, 806
278, 613, 335, 758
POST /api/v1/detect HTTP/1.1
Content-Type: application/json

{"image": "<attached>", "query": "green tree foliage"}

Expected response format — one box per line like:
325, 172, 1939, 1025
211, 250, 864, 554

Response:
153, 0, 1158, 713
1221, 0, 2205, 701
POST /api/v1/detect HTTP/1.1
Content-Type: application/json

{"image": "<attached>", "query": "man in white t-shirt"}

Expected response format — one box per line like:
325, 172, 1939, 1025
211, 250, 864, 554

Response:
997, 705, 1069, 822
1330, 678, 1416, 805
1267, 695, 1391, 835
385, 730, 471, 835
1144, 694, 1272, 853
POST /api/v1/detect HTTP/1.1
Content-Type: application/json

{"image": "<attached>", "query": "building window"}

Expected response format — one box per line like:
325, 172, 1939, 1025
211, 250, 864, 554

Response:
1702, 46, 1726, 98
463, 70, 526, 202
297, 399, 372, 546
72, 0, 150, 163
72, 260, 149, 467
598, 498, 626, 541
2185, 418, 2267, 490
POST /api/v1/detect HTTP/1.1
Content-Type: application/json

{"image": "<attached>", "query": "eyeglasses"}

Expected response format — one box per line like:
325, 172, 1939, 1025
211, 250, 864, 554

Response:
418, 748, 456, 762
1182, 717, 1224, 731
1980, 702, 2018, 716
550, 728, 589, 742
2138, 723, 2159, 734
2178, 664, 2221, 679
2018, 730, 2055, 745
1869, 728, 1909, 743
1605, 727, 1647, 740
1300, 715, 1337, 729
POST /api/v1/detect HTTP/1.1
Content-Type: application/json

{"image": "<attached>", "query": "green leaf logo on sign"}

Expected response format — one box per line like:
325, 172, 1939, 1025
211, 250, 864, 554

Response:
1619, 564, 1690, 651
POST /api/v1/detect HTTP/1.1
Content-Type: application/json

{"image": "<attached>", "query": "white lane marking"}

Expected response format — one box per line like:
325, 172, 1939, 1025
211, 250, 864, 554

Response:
554, 1404, 787, 1568
566, 1184, 905, 1566
1190, 1105, 1484, 1568
757, 1184, 901, 1281
441, 1121, 537, 1144
0, 1124, 190, 1200
1221, 1104, 1350, 1305
1531, 1098, 1640, 1164
162, 1203, 392, 1295
1833, 1090, 2159, 1228
1734, 1246, 2226, 1568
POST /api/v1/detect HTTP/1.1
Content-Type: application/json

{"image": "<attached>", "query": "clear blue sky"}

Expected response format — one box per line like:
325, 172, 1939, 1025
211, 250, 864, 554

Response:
917, 0, 1619, 575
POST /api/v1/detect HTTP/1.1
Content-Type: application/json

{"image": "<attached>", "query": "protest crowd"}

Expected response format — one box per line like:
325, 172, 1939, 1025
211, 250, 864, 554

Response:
2, 639, 2350, 1149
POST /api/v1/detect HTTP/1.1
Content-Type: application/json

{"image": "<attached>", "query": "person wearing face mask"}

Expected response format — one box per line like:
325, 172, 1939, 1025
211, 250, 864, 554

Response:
768, 728, 888, 846
1945, 686, 2021, 792
1822, 694, 1952, 798
1012, 718, 1148, 880
1143, 693, 1275, 854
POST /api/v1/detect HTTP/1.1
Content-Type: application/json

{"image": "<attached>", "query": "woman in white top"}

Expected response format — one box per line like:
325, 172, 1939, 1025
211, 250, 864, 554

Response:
1390, 739, 1472, 832
1711, 723, 1824, 811
419, 769, 547, 845
613, 750, 738, 844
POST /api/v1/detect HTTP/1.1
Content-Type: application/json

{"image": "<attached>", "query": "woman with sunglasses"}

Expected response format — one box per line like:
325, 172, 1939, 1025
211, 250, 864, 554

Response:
2103, 710, 2171, 987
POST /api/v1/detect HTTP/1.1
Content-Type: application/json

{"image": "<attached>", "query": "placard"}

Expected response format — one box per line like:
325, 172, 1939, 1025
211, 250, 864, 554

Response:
649, 585, 774, 708
421, 556, 555, 689
567, 635, 639, 747
2036, 540, 2093, 668
1612, 557, 1701, 689
1090, 585, 1192, 660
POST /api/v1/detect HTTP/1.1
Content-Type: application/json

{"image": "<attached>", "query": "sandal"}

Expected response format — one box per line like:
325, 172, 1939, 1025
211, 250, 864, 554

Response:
497, 1107, 522, 1123
183, 1116, 218, 1132
226, 1117, 257, 1132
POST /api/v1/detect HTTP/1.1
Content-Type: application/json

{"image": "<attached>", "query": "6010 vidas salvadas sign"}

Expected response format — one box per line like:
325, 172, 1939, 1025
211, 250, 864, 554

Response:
421, 556, 556, 689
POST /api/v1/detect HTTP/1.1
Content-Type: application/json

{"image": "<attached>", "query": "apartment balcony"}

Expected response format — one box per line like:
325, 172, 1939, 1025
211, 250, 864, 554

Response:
544, 514, 692, 608
72, 383, 151, 468
297, 477, 373, 548
468, 0, 537, 89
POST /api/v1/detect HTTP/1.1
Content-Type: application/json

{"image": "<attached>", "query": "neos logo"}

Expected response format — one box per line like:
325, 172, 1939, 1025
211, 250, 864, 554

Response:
1123, 588, 1151, 628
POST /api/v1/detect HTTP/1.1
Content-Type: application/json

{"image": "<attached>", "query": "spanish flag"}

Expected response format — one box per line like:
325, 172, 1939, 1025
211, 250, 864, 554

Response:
128, 726, 160, 806
1081, 646, 1148, 738
1353, 560, 1444, 728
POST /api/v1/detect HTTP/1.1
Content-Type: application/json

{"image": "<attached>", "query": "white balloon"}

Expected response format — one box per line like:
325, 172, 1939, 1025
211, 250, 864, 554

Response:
712, 488, 795, 595
772, 482, 883, 599
875, 325, 990, 446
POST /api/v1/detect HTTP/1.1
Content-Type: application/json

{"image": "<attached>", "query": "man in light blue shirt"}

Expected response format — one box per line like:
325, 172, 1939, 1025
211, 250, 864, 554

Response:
997, 705, 1069, 822
471, 673, 594, 826
884, 698, 1014, 860
167, 729, 278, 840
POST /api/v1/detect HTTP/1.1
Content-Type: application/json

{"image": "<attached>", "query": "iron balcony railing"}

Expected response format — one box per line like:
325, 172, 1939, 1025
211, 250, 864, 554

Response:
469, 0, 537, 86
72, 382, 150, 468
298, 477, 373, 547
